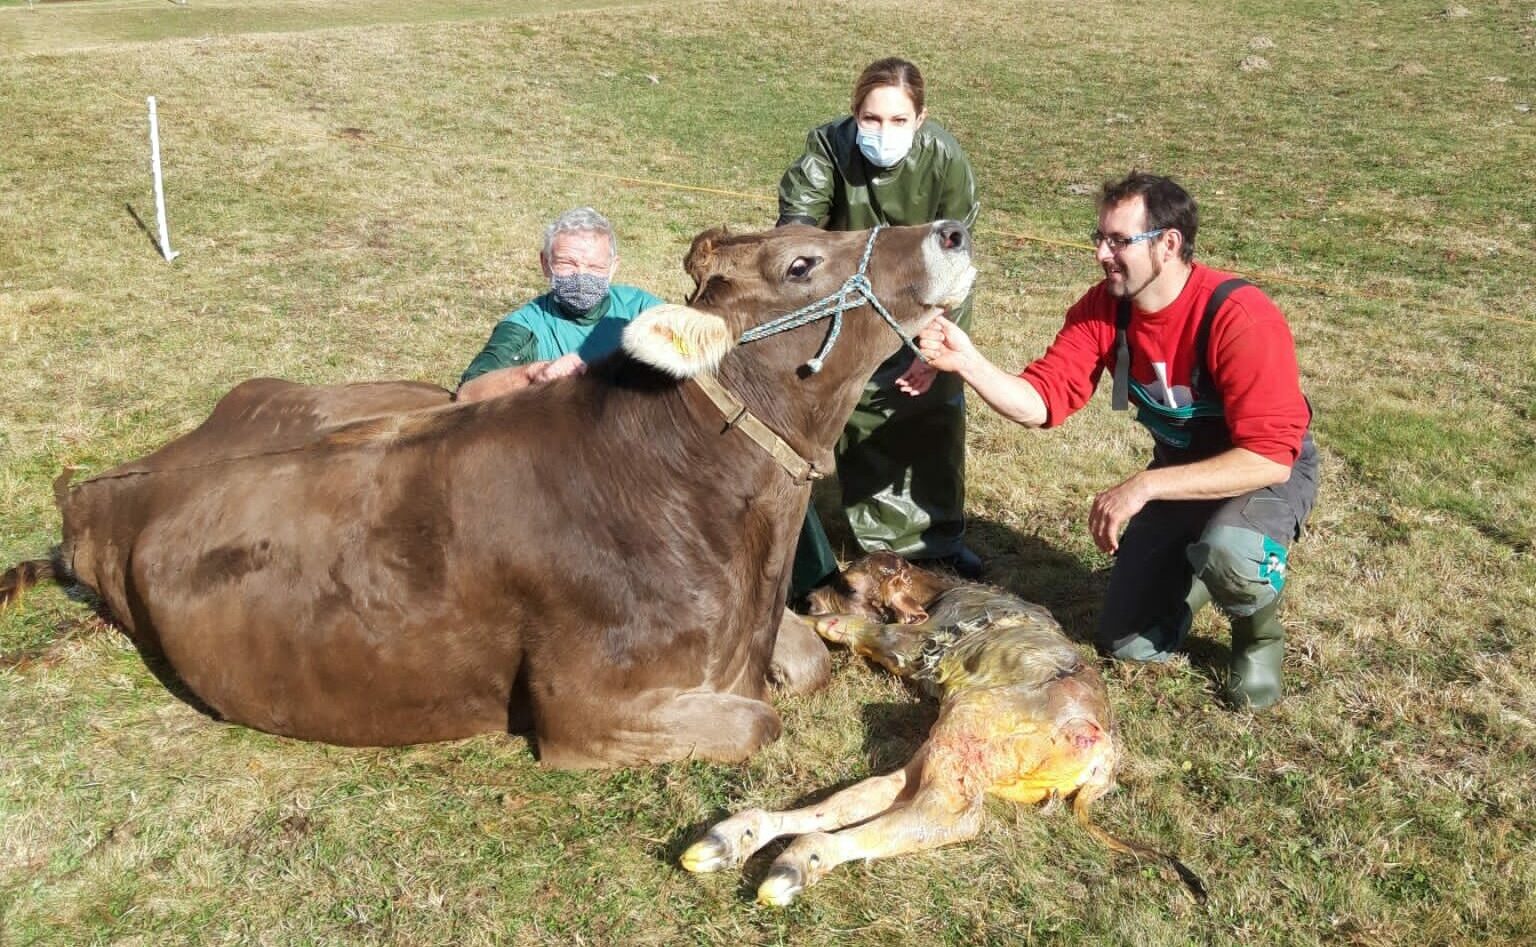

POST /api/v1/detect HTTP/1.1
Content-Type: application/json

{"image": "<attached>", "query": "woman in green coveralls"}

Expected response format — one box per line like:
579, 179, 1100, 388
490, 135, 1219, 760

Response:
780, 58, 982, 597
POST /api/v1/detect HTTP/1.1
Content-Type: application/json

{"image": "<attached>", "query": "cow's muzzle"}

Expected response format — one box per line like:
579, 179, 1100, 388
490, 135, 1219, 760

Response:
921, 220, 977, 312
934, 220, 969, 253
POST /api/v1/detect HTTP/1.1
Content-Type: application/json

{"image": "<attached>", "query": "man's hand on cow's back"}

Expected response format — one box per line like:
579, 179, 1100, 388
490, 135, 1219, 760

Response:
456, 358, 584, 403
457, 365, 530, 403
527, 353, 587, 385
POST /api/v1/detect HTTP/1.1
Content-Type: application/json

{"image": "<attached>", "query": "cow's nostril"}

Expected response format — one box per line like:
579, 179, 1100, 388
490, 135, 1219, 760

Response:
935, 221, 968, 252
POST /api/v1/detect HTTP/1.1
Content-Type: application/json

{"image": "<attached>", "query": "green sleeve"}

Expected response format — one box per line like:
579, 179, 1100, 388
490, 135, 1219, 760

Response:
459, 321, 537, 385
937, 147, 979, 228
776, 128, 836, 226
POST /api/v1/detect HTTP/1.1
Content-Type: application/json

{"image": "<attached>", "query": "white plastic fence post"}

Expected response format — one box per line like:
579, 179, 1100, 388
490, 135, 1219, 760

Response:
147, 96, 179, 262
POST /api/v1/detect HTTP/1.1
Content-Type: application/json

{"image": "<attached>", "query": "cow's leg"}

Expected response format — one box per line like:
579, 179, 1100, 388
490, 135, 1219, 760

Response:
535, 690, 781, 769
755, 770, 986, 906
681, 749, 927, 873
768, 608, 831, 695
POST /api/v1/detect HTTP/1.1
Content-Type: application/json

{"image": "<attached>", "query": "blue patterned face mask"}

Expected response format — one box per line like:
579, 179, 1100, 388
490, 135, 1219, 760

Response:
549, 273, 609, 314
856, 125, 915, 168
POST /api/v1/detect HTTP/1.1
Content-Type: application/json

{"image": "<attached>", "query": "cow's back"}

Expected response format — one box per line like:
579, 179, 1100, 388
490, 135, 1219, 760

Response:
50, 372, 787, 749
109, 378, 450, 475
59, 379, 452, 639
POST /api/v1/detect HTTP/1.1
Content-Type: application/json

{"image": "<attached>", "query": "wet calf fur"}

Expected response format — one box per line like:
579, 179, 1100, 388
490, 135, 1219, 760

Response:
682, 553, 1206, 905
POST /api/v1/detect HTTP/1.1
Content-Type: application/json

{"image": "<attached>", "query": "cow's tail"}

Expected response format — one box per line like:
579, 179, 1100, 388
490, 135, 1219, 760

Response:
1072, 789, 1209, 905
2, 466, 82, 612
0, 559, 58, 611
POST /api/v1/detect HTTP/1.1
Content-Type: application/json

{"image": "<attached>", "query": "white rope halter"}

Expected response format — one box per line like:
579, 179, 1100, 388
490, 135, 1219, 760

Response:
735, 226, 926, 374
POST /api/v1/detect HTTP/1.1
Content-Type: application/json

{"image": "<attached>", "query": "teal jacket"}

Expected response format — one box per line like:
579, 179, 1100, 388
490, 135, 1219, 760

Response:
460, 284, 664, 386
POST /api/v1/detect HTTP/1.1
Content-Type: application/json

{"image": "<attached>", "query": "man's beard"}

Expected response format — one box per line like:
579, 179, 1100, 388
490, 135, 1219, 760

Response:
1108, 251, 1162, 301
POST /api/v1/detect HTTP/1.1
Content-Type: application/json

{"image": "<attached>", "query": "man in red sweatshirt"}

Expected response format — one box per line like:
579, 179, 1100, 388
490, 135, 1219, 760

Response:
915, 171, 1318, 709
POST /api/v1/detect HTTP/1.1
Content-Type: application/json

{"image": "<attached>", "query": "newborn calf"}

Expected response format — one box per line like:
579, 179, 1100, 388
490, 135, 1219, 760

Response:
682, 552, 1205, 906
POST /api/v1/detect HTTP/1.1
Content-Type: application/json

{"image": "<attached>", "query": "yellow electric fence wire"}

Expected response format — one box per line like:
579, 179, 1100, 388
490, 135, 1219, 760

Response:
107, 108, 1536, 330
505, 153, 1535, 330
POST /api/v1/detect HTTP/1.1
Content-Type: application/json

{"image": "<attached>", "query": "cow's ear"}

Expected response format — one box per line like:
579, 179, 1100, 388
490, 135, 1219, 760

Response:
622, 304, 736, 378
685, 227, 727, 286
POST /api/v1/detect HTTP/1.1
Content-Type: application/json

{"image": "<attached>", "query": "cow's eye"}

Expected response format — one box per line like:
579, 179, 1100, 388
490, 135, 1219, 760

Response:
786, 256, 821, 280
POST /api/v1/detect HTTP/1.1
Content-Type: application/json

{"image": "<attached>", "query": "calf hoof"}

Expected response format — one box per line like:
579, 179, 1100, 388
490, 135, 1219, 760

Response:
812, 615, 853, 644
756, 864, 806, 907
680, 830, 737, 874
680, 809, 768, 873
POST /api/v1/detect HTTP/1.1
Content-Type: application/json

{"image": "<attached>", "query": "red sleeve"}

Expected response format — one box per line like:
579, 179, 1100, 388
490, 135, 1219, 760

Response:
1208, 288, 1310, 465
1019, 285, 1116, 428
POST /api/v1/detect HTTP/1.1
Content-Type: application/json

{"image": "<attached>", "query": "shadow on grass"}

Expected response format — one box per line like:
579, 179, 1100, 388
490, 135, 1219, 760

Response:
125, 202, 169, 259
1182, 634, 1233, 678
964, 514, 1107, 644
118, 632, 225, 723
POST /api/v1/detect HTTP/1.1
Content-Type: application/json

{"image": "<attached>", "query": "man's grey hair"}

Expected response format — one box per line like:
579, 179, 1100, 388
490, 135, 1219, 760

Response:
543, 206, 617, 260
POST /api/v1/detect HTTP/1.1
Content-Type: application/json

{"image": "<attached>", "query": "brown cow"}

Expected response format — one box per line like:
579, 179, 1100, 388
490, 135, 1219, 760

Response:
1, 223, 975, 768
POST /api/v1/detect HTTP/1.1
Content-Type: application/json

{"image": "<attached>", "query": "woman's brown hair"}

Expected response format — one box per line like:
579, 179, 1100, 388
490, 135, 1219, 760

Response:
850, 58, 925, 115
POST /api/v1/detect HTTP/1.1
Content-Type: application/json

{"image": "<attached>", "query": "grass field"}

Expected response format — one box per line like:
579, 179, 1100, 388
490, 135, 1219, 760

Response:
2, 0, 1534, 943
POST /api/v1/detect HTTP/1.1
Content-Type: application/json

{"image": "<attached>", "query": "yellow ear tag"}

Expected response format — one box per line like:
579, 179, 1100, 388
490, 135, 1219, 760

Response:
671, 331, 692, 357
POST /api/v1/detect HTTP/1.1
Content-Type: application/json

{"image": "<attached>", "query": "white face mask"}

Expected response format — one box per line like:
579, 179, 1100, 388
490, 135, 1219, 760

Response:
856, 125, 915, 169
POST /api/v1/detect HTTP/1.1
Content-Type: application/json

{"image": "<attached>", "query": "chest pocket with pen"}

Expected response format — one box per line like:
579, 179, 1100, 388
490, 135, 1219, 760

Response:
1110, 278, 1251, 460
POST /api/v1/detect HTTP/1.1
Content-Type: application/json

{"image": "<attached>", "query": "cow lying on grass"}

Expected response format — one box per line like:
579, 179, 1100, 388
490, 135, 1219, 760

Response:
0, 223, 975, 768
681, 552, 1206, 905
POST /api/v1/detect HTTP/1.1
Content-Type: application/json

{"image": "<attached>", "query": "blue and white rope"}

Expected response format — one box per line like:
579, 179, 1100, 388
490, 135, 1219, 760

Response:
736, 226, 926, 374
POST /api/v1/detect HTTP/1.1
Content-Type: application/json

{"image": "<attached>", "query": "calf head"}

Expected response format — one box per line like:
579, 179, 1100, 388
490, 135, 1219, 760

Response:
805, 552, 964, 624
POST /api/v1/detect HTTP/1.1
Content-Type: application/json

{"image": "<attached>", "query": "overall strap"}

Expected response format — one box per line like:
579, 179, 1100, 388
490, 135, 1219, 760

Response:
1191, 278, 1252, 399
1113, 277, 1253, 410
1111, 297, 1132, 411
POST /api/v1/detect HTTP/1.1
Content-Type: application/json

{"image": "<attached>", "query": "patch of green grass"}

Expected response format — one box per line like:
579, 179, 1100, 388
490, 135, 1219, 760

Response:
1324, 399, 1534, 550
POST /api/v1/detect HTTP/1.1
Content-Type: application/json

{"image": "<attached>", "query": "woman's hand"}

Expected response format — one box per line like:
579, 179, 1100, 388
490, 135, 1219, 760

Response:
894, 357, 938, 396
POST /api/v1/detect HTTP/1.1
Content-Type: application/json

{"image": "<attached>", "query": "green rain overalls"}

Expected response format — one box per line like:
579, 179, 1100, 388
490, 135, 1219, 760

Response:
777, 116, 980, 597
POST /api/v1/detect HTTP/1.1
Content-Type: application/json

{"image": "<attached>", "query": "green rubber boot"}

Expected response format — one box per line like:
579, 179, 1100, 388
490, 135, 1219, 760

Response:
1225, 596, 1285, 710
1109, 577, 1210, 663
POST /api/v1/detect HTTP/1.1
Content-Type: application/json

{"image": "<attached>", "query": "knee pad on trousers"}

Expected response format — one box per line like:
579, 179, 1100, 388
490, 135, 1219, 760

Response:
1187, 525, 1288, 618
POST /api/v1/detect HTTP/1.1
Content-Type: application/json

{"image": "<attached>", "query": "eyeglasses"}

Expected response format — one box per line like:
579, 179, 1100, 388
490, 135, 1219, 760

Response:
1090, 228, 1167, 251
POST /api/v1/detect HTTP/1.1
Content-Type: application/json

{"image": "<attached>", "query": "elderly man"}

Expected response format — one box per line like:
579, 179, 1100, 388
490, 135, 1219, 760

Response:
917, 171, 1318, 709
457, 207, 663, 402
